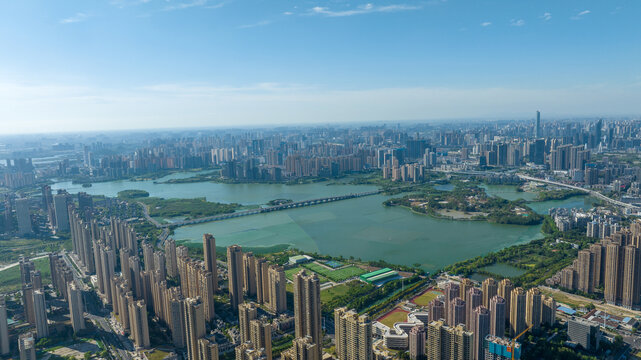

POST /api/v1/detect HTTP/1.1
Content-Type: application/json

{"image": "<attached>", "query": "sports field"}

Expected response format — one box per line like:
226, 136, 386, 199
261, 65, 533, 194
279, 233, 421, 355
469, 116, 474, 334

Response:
302, 262, 366, 282
411, 289, 443, 306
377, 308, 409, 328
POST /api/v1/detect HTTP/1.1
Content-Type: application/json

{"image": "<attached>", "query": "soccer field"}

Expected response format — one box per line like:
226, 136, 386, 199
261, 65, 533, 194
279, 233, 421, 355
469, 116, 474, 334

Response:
302, 262, 366, 282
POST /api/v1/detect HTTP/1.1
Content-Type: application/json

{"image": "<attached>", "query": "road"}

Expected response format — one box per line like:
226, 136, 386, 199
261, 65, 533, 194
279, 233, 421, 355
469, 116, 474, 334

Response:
517, 174, 639, 210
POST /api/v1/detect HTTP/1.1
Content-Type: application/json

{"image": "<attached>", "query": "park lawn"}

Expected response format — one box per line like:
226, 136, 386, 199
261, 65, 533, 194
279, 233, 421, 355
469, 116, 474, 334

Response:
145, 350, 170, 360
0, 257, 50, 293
377, 308, 409, 328
320, 283, 352, 303
0, 238, 67, 264
411, 289, 442, 306
302, 262, 366, 282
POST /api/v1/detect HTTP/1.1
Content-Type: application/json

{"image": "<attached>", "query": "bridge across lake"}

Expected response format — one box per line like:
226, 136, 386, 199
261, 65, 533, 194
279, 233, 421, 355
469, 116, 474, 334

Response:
158, 190, 383, 228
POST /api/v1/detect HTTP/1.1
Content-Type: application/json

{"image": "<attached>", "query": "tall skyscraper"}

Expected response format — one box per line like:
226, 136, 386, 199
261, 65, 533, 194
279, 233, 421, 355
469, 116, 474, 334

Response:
576, 250, 595, 293
459, 279, 473, 299
293, 270, 322, 358
129, 300, 150, 349
227, 245, 244, 310
165, 238, 178, 279
0, 297, 9, 355
489, 296, 506, 337
444, 283, 460, 325
268, 265, 287, 314
15, 198, 33, 235
282, 336, 318, 360
481, 278, 497, 308
33, 290, 49, 339
525, 288, 542, 330
470, 306, 490, 360
22, 284, 35, 325
497, 279, 513, 322
250, 320, 272, 360
68, 282, 86, 333
408, 325, 426, 360
535, 110, 541, 138
622, 246, 641, 309
254, 257, 268, 304
509, 288, 526, 337
18, 332, 37, 360
198, 337, 220, 360
428, 299, 444, 324
465, 288, 482, 329
334, 307, 373, 360
185, 298, 206, 360
426, 320, 472, 360
53, 192, 70, 232
169, 294, 187, 348
243, 252, 257, 297
605, 243, 624, 304
448, 297, 466, 328
239, 302, 258, 343
203, 234, 218, 292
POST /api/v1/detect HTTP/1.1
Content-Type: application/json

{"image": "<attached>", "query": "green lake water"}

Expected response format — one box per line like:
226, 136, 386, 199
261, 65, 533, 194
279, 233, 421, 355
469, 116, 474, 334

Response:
52, 176, 593, 273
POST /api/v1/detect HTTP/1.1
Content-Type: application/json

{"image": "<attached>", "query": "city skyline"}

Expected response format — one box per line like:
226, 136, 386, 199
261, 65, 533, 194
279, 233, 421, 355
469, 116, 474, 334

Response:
0, 0, 640, 133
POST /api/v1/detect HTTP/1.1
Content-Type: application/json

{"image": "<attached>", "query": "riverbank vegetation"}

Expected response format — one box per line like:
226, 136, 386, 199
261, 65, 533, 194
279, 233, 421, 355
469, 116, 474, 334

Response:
384, 183, 543, 225
444, 217, 596, 288
117, 190, 240, 220
535, 189, 586, 201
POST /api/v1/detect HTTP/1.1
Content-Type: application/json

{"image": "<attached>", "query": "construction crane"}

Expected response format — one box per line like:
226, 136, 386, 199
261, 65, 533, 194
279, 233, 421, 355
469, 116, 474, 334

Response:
509, 324, 533, 360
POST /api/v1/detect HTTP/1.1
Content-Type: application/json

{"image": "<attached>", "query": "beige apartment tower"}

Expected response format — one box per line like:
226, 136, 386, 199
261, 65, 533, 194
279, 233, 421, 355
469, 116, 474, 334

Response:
293, 270, 322, 358
509, 288, 526, 337
250, 320, 272, 360
334, 307, 373, 360
203, 234, 218, 292
228, 245, 244, 310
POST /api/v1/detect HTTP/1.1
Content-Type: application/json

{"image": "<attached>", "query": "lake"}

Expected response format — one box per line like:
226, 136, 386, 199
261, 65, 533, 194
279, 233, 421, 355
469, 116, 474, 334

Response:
52, 176, 591, 273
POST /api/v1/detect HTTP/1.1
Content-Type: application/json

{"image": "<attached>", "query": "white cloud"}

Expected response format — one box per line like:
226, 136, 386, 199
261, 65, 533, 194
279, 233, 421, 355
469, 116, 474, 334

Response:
510, 19, 525, 27
541, 12, 552, 21
283, 11, 294, 16
480, 21, 492, 27
60, 12, 90, 24
237, 20, 272, 29
309, 3, 420, 17
571, 10, 590, 20
162, 0, 207, 11
3, 81, 640, 134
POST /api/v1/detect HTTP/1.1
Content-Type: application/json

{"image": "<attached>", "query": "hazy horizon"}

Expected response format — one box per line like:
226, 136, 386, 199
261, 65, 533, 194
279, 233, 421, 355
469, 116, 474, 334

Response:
1, 0, 640, 133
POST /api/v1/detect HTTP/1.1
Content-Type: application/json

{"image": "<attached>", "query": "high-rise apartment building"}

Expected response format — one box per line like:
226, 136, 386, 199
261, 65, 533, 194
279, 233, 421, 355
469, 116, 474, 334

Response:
497, 279, 513, 326
199, 337, 220, 360
292, 270, 322, 358
243, 252, 257, 297
408, 325, 426, 360
33, 290, 49, 339
447, 297, 465, 328
185, 298, 206, 360
18, 332, 36, 360
481, 278, 497, 308
268, 265, 287, 314
228, 245, 244, 310
465, 288, 482, 329
250, 320, 272, 360
15, 198, 33, 235
428, 299, 444, 324
239, 302, 258, 343
203, 234, 218, 292
509, 288, 526, 337
470, 306, 490, 360
68, 282, 86, 333
489, 296, 505, 337
129, 300, 150, 349
0, 297, 9, 355
426, 320, 473, 360
282, 336, 318, 360
165, 238, 178, 279
525, 288, 542, 330
334, 307, 373, 360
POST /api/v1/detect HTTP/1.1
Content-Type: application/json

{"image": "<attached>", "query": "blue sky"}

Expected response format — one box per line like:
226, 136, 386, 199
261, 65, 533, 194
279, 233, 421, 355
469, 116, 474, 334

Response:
0, 0, 639, 133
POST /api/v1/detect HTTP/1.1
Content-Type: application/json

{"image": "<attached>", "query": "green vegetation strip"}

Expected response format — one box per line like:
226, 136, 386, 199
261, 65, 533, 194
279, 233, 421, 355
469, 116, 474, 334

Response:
0, 257, 50, 293
302, 262, 367, 282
